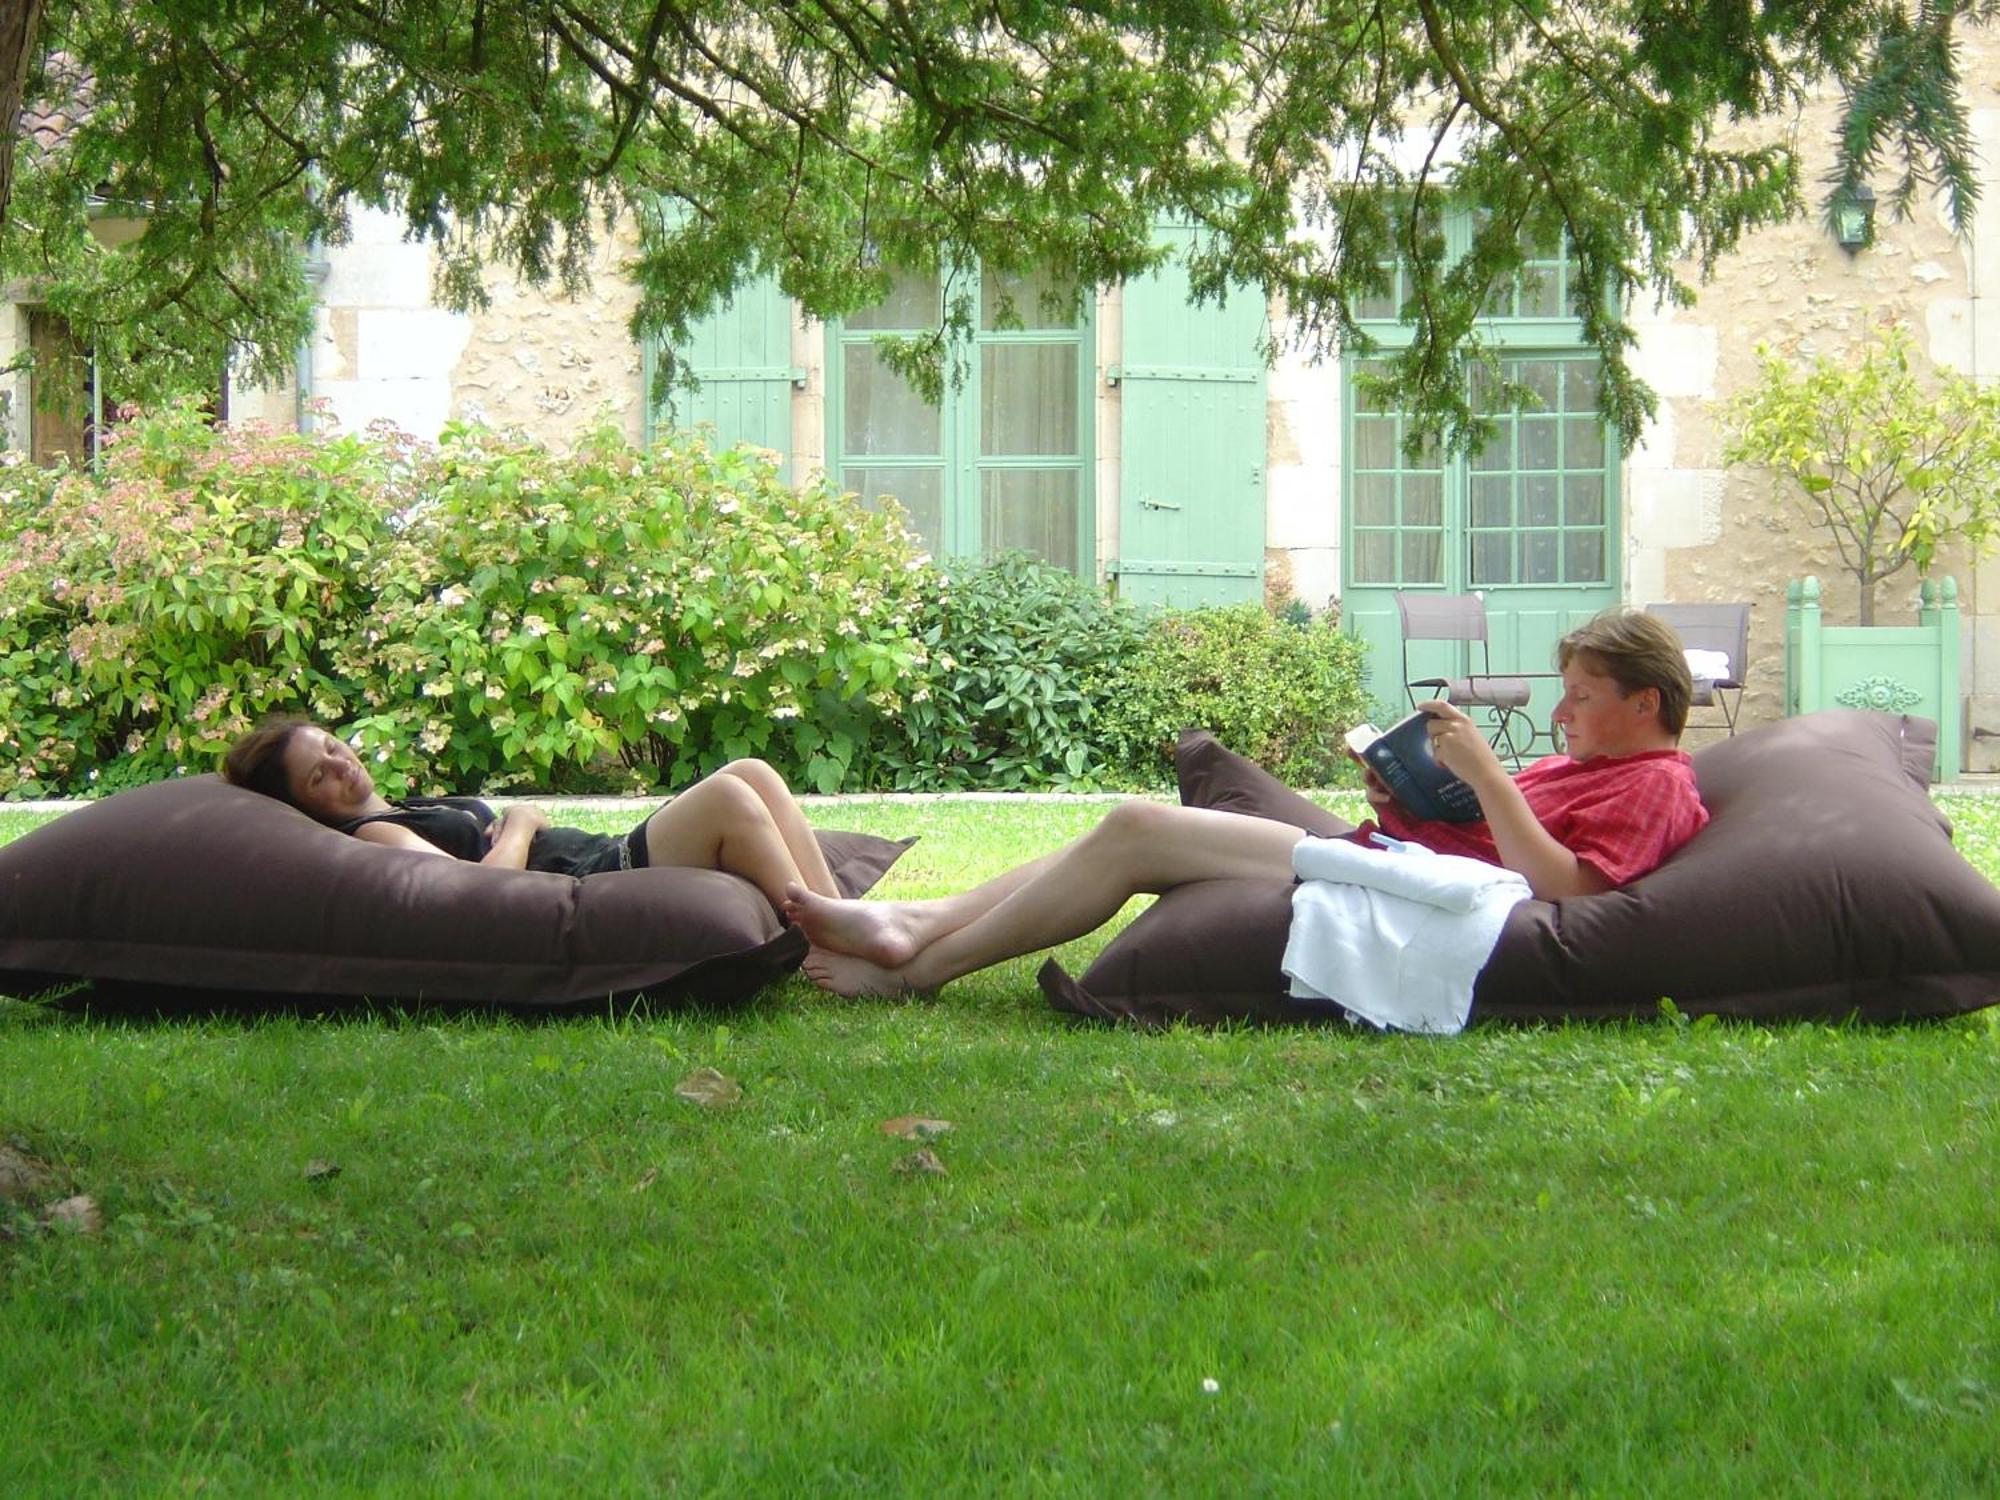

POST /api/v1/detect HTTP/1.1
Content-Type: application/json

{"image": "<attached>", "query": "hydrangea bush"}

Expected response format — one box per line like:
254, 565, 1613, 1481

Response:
339, 424, 931, 795
0, 402, 408, 796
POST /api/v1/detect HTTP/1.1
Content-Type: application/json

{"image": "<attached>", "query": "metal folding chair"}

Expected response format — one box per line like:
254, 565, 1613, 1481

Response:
1394, 592, 1538, 764
1645, 602, 1750, 736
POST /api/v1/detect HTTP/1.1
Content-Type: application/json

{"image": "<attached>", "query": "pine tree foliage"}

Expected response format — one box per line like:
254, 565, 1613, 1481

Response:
0, 0, 1990, 438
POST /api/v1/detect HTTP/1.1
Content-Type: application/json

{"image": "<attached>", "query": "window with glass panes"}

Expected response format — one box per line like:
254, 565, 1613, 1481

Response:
1465, 356, 1607, 586
829, 266, 1092, 571
1348, 363, 1444, 586
1344, 218, 1613, 593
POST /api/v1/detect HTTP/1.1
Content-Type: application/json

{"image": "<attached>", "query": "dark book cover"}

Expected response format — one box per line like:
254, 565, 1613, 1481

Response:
1345, 709, 1484, 823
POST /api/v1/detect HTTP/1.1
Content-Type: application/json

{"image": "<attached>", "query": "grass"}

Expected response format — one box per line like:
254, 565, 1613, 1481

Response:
3, 793, 1999, 1495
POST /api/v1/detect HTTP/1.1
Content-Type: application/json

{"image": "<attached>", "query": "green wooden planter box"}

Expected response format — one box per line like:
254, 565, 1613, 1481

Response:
1784, 575, 1961, 781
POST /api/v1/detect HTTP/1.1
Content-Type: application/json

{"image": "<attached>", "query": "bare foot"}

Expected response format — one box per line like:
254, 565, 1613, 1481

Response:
784, 882, 923, 968
802, 946, 925, 999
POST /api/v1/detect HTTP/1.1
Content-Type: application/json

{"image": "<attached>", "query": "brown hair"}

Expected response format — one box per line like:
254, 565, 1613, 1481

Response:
1556, 608, 1694, 737
221, 714, 316, 810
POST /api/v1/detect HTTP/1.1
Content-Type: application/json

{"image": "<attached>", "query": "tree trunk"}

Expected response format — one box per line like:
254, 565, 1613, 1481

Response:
0, 0, 47, 234
1859, 579, 1875, 627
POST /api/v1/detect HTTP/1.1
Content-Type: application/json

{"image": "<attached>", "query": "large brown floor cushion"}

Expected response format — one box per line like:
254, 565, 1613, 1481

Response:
1039, 711, 2000, 1026
0, 774, 910, 1013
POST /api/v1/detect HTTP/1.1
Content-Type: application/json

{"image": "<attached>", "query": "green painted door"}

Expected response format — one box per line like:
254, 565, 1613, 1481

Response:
1343, 354, 1618, 726
644, 275, 797, 480
1112, 224, 1266, 605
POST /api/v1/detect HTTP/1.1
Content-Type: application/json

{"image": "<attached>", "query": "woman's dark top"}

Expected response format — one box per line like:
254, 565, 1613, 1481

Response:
337, 797, 648, 877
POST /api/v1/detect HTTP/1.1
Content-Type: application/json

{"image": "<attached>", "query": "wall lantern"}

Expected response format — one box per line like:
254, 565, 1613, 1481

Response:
1833, 181, 1876, 253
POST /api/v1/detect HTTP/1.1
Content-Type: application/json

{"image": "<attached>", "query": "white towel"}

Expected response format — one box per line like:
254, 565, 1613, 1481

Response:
1684, 647, 1731, 683
1283, 834, 1531, 1035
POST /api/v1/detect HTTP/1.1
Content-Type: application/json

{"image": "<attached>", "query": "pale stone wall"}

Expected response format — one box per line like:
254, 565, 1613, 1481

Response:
1092, 285, 1122, 576
446, 219, 644, 446
0, 304, 27, 451
301, 205, 472, 439
1265, 338, 1342, 614
271, 205, 641, 448
1631, 32, 2000, 760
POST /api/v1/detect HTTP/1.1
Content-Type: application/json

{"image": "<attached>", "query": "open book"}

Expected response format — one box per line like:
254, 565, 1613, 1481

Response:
1345, 709, 1484, 824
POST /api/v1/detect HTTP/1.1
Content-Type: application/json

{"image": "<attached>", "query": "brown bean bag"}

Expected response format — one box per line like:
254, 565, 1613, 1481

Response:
1038, 711, 2000, 1025
0, 774, 910, 1014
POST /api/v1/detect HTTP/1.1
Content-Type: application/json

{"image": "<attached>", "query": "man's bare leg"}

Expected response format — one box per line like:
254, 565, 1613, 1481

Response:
784, 848, 1065, 968
797, 802, 1306, 996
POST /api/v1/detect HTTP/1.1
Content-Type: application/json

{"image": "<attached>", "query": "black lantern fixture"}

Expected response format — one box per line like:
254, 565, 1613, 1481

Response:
1834, 181, 1876, 252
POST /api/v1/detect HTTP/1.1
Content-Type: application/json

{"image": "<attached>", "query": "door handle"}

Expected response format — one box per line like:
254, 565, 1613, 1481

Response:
1139, 497, 1182, 511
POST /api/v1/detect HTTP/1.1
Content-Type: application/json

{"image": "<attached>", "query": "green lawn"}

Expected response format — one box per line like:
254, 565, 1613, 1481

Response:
3, 794, 1999, 1495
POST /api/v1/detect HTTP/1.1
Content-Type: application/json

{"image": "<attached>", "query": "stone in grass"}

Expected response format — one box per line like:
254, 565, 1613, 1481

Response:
0, 1142, 55, 1204
45, 1195, 101, 1234
675, 1068, 742, 1108
303, 1159, 342, 1183
893, 1148, 947, 1177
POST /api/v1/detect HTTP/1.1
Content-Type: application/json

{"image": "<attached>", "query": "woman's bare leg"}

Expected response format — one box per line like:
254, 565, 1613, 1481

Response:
639, 772, 805, 910
711, 758, 839, 897
794, 801, 1306, 996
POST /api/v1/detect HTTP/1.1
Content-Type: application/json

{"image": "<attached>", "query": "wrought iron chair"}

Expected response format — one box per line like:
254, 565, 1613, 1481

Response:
1393, 591, 1538, 764
1646, 602, 1751, 736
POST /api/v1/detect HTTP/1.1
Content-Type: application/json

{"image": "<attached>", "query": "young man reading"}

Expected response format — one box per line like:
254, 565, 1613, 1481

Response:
787, 609, 1709, 1001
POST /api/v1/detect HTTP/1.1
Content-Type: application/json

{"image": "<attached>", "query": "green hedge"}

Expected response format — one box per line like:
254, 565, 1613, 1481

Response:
0, 411, 1372, 797
860, 552, 1149, 791
1095, 602, 1374, 788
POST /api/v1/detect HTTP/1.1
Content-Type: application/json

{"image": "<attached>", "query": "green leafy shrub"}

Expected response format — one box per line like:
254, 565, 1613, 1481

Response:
340, 424, 931, 795
0, 402, 407, 797
0, 411, 1367, 801
1095, 604, 1372, 788
864, 552, 1148, 790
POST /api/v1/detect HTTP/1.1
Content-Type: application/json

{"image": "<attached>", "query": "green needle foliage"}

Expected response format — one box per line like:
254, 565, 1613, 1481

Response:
2, 1, 1996, 439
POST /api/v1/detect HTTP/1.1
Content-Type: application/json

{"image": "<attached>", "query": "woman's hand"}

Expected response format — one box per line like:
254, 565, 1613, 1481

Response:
480, 803, 549, 869
503, 804, 551, 835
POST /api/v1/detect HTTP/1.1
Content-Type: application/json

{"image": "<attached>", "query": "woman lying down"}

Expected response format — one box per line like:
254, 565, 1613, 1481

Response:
223, 716, 838, 916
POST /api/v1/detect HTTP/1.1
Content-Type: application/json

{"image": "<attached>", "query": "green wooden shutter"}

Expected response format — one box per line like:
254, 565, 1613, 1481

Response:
1111, 225, 1267, 605
644, 275, 799, 481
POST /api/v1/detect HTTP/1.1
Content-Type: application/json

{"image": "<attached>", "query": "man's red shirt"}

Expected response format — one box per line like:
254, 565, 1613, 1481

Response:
1365, 749, 1709, 889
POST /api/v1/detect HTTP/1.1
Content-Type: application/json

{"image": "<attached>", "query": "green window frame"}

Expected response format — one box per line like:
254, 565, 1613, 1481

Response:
826, 266, 1094, 572
1347, 372, 1445, 587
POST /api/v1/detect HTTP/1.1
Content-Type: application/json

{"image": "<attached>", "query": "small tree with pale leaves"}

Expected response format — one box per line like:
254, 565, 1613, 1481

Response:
1724, 326, 2000, 625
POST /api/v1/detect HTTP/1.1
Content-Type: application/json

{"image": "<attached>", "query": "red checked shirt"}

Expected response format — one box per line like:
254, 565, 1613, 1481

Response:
1366, 749, 1709, 889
